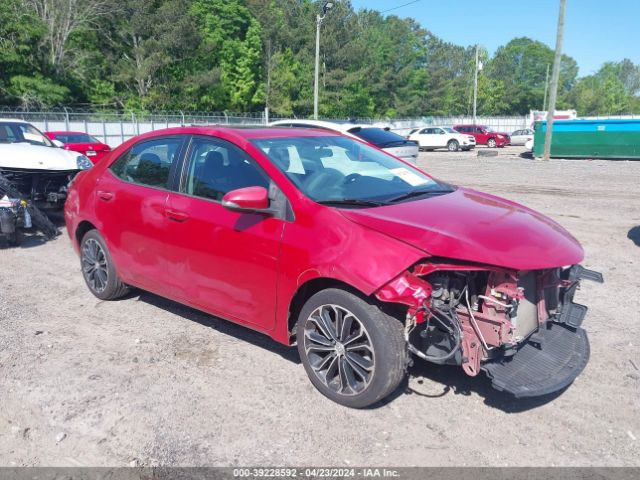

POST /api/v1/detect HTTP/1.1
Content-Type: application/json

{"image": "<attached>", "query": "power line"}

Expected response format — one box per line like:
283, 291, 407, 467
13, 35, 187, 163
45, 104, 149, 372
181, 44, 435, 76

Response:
380, 0, 424, 14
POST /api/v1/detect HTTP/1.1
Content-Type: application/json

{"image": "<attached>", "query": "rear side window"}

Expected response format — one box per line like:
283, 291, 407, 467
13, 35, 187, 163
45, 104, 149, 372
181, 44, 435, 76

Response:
349, 128, 405, 147
111, 137, 183, 189
55, 133, 99, 143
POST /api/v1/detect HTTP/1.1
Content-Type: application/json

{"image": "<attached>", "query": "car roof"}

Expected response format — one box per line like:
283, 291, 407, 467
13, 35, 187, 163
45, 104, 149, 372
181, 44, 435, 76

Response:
269, 119, 352, 131
46, 130, 93, 135
0, 118, 30, 124
129, 126, 341, 143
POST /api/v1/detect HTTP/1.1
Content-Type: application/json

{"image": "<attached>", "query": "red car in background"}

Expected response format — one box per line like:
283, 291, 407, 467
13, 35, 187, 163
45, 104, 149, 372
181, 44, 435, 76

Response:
45, 131, 111, 163
64, 126, 601, 408
453, 125, 510, 148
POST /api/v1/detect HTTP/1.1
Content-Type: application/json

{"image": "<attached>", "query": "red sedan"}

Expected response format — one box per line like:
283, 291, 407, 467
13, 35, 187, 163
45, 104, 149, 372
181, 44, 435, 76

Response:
64, 127, 602, 407
45, 131, 111, 163
453, 124, 511, 148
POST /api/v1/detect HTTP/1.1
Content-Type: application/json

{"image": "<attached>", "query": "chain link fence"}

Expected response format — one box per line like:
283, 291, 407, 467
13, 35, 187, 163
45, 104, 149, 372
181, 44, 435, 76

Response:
0, 107, 531, 146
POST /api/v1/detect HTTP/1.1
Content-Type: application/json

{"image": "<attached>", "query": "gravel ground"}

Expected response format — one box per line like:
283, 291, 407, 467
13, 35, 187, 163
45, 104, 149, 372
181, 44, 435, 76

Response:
0, 146, 639, 467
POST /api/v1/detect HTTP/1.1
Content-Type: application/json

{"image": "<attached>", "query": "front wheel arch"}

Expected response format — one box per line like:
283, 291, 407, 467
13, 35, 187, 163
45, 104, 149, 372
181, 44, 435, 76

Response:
287, 278, 370, 345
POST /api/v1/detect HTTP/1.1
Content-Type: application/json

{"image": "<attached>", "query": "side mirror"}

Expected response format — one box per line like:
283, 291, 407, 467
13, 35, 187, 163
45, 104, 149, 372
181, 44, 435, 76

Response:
222, 186, 270, 213
52, 139, 64, 148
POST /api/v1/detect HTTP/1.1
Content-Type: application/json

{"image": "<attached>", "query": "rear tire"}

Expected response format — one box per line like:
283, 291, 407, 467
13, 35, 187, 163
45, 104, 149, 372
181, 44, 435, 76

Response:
296, 288, 407, 408
447, 140, 459, 152
7, 230, 23, 247
487, 138, 497, 148
80, 229, 130, 300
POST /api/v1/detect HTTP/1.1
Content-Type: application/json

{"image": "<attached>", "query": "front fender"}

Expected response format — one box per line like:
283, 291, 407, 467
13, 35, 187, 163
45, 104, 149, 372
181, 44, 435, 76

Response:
272, 206, 426, 344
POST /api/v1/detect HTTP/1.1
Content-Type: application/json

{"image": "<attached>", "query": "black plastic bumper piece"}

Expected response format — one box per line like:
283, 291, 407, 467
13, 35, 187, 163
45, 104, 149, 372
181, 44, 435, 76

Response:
482, 322, 590, 398
557, 301, 588, 328
568, 264, 604, 284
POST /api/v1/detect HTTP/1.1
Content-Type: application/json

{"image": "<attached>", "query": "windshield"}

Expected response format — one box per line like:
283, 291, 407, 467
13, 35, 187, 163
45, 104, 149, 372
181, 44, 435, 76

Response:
443, 127, 457, 133
0, 122, 53, 147
484, 126, 496, 132
54, 133, 99, 144
252, 136, 453, 206
348, 128, 407, 147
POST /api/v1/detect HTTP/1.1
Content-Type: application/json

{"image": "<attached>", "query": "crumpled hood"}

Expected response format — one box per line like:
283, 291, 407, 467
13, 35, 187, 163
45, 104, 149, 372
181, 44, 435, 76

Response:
340, 188, 584, 271
0, 143, 80, 170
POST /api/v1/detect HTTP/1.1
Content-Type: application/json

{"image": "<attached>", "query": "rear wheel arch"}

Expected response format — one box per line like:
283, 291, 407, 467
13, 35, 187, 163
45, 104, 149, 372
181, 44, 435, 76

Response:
75, 220, 97, 247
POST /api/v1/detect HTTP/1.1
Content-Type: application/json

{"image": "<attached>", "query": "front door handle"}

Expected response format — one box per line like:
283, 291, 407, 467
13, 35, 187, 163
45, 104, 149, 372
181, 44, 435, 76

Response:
165, 209, 190, 222
97, 191, 114, 201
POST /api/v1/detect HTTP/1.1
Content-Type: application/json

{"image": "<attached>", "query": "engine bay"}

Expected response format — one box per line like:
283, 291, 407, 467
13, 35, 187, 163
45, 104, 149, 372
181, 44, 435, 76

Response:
376, 260, 603, 380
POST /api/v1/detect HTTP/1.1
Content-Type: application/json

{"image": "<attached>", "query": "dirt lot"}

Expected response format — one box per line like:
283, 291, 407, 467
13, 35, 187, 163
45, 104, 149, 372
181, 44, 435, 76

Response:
1, 146, 639, 467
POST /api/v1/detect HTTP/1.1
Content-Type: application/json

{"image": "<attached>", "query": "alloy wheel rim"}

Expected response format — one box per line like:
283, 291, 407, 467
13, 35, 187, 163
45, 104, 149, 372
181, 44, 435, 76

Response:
82, 239, 109, 293
303, 304, 375, 396
448, 142, 457, 151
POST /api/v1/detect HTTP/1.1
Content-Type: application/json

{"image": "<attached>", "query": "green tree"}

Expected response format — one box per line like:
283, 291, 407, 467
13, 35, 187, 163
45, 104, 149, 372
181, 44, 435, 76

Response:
487, 37, 578, 114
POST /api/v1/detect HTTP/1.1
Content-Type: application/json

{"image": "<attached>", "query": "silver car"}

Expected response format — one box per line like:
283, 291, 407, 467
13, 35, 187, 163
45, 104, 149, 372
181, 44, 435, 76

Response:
269, 120, 420, 165
510, 128, 535, 146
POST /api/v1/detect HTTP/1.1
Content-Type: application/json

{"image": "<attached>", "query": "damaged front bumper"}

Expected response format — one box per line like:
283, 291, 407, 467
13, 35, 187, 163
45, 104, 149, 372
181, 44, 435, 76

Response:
375, 261, 603, 397
0, 167, 80, 209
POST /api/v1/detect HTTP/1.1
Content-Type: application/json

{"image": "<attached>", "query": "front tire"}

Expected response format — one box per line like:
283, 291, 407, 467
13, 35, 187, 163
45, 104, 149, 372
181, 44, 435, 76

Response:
296, 288, 407, 408
80, 229, 130, 300
447, 140, 459, 152
487, 138, 497, 148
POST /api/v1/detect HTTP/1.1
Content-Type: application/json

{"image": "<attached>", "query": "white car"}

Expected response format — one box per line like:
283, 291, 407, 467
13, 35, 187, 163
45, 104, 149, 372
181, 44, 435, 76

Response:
269, 119, 419, 164
408, 126, 476, 152
510, 128, 535, 146
0, 119, 92, 208
525, 138, 534, 152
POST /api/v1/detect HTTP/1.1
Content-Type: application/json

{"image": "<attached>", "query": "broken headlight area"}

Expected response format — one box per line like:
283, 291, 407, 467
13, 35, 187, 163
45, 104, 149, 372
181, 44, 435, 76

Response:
375, 260, 603, 397
0, 167, 80, 209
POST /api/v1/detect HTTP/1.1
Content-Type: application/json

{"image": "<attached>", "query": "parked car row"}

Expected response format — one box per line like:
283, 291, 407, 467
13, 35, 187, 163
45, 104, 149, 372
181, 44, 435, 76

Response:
407, 125, 535, 150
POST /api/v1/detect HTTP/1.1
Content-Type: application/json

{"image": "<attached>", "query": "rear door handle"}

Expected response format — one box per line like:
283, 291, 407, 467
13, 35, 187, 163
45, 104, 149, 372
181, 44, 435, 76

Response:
165, 209, 190, 222
97, 191, 114, 201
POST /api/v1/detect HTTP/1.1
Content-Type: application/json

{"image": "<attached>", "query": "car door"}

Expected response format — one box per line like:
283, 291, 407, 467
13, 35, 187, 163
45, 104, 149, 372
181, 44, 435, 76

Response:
433, 128, 448, 148
95, 135, 187, 295
475, 127, 489, 145
163, 135, 285, 331
418, 128, 436, 148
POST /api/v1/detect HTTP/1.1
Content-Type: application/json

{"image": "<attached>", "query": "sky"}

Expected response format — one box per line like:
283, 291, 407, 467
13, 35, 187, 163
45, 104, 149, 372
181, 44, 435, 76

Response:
349, 0, 638, 77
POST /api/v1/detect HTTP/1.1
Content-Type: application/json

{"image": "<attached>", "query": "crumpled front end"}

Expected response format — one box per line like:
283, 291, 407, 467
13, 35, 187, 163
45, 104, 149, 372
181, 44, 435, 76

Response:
375, 259, 603, 397
0, 167, 80, 209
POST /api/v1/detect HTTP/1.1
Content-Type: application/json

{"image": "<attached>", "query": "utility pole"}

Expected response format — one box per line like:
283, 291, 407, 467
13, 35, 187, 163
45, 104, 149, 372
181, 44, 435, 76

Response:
473, 44, 479, 124
314, 15, 322, 120
543, 64, 550, 111
314, 2, 335, 120
543, 0, 567, 161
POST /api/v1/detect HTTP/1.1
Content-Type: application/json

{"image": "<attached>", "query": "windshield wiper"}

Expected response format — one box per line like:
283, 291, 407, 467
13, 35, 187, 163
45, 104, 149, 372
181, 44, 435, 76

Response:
387, 188, 454, 203
317, 199, 384, 208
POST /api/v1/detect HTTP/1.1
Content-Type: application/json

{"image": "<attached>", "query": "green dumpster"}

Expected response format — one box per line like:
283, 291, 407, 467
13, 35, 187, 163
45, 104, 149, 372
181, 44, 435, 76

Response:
533, 119, 640, 159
